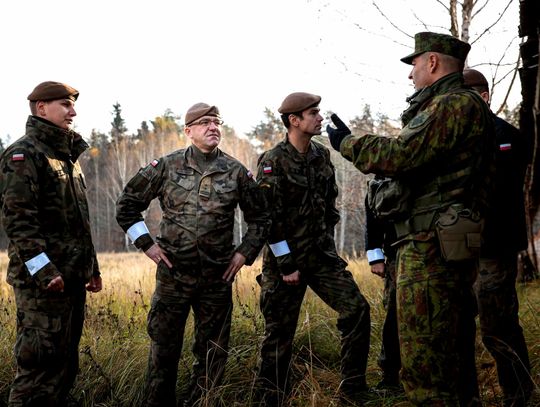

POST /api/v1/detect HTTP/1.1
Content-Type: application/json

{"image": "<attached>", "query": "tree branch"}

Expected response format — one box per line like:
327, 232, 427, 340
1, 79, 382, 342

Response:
470, 0, 513, 45
494, 50, 521, 115
371, 1, 413, 39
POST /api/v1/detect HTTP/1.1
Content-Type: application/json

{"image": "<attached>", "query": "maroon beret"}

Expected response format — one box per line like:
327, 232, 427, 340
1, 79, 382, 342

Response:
463, 68, 489, 89
278, 92, 321, 114
185, 103, 220, 125
27, 81, 79, 102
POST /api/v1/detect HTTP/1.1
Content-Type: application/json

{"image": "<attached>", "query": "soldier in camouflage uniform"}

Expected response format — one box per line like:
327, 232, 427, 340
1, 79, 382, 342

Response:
255, 92, 371, 405
364, 187, 401, 390
116, 103, 269, 407
327, 33, 495, 406
0, 82, 102, 407
464, 68, 533, 407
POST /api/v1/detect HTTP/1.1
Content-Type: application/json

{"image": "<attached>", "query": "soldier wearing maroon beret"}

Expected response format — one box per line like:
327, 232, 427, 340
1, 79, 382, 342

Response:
1, 81, 101, 406
254, 92, 371, 405
116, 102, 270, 407
464, 68, 533, 406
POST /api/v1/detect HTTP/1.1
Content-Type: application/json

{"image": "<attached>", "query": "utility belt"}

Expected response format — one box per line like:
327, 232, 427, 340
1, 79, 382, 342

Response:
395, 204, 483, 262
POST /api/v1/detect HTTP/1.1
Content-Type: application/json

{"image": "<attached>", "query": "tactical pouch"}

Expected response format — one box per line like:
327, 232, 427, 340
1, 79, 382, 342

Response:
367, 177, 412, 220
435, 206, 483, 262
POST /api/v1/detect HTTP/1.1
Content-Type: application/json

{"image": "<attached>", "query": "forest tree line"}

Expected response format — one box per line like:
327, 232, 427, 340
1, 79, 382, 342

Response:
0, 102, 524, 259
0, 103, 403, 258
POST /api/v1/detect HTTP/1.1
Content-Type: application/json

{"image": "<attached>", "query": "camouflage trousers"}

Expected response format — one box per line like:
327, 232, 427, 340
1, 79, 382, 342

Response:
377, 257, 401, 383
476, 256, 533, 406
9, 283, 86, 407
144, 264, 233, 407
256, 259, 371, 404
396, 238, 479, 406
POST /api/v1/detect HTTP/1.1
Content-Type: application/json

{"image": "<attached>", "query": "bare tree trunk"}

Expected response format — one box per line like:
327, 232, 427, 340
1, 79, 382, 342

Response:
449, 0, 459, 37
460, 0, 473, 43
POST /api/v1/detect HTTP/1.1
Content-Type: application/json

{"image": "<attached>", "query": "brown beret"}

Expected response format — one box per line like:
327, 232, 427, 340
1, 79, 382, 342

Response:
278, 92, 321, 114
185, 103, 220, 125
400, 32, 471, 65
463, 68, 489, 89
27, 81, 79, 102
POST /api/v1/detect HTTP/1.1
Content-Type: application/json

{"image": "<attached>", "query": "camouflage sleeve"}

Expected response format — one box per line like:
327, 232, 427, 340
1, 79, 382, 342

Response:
340, 93, 484, 177
115, 159, 164, 251
256, 153, 298, 275
324, 150, 340, 230
0, 148, 61, 284
235, 167, 271, 266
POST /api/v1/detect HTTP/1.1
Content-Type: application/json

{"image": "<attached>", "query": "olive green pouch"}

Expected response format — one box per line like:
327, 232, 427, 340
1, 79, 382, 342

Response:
436, 206, 483, 262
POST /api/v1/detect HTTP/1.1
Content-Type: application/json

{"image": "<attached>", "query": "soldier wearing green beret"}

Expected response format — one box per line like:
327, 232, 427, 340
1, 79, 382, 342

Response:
327, 32, 495, 405
254, 92, 371, 405
116, 103, 270, 407
1, 81, 102, 406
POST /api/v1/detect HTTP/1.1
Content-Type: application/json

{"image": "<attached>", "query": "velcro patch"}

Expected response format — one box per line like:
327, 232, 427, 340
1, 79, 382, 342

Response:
150, 159, 159, 167
499, 143, 511, 151
12, 153, 25, 161
247, 170, 253, 179
263, 166, 272, 174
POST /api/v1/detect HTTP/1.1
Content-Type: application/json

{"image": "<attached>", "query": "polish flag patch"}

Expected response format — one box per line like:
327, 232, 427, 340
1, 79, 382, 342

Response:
263, 166, 272, 174
12, 153, 25, 161
499, 143, 511, 151
150, 159, 159, 167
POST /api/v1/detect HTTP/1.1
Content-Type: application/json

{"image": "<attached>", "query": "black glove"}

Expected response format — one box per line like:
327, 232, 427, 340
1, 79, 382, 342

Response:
326, 113, 351, 151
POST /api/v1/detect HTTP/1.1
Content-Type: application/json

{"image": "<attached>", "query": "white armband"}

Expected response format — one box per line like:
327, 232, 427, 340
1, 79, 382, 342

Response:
25, 252, 51, 276
367, 248, 385, 263
126, 221, 150, 243
269, 240, 291, 257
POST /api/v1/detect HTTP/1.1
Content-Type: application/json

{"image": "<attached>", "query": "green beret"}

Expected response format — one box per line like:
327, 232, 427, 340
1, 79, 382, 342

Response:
27, 81, 79, 102
278, 92, 321, 114
463, 68, 489, 89
400, 32, 471, 65
185, 103, 220, 125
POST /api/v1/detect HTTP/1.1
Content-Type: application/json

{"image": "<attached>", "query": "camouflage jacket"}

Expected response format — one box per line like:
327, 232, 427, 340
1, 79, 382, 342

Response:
0, 116, 100, 287
257, 137, 341, 275
116, 145, 269, 272
340, 73, 495, 238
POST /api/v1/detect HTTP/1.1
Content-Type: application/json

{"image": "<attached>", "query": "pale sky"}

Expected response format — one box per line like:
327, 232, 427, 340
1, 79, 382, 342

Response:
0, 0, 521, 143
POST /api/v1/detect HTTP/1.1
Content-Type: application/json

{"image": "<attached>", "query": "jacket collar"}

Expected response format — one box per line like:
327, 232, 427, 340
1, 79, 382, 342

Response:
26, 115, 88, 161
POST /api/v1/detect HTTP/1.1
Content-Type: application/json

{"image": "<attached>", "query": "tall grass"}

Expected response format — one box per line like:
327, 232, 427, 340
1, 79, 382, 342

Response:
0, 252, 539, 406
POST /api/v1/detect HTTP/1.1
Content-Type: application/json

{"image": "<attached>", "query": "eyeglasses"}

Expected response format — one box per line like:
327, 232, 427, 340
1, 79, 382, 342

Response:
188, 118, 224, 127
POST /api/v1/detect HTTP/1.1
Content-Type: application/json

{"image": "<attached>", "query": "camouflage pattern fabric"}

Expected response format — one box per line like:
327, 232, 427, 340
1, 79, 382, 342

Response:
364, 192, 400, 383
0, 115, 100, 287
116, 145, 269, 406
476, 257, 533, 406
255, 137, 371, 402
377, 258, 401, 383
9, 283, 86, 407
397, 239, 479, 406
339, 73, 494, 405
144, 263, 232, 407
116, 145, 269, 270
0, 116, 99, 406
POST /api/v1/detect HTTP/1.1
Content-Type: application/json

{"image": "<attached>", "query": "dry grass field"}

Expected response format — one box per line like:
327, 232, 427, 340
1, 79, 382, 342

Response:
0, 252, 539, 406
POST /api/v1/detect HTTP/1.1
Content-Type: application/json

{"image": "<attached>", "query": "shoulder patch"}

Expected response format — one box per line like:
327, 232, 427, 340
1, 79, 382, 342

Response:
150, 159, 159, 167
11, 153, 25, 162
407, 112, 431, 129
246, 169, 253, 179
499, 143, 511, 151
